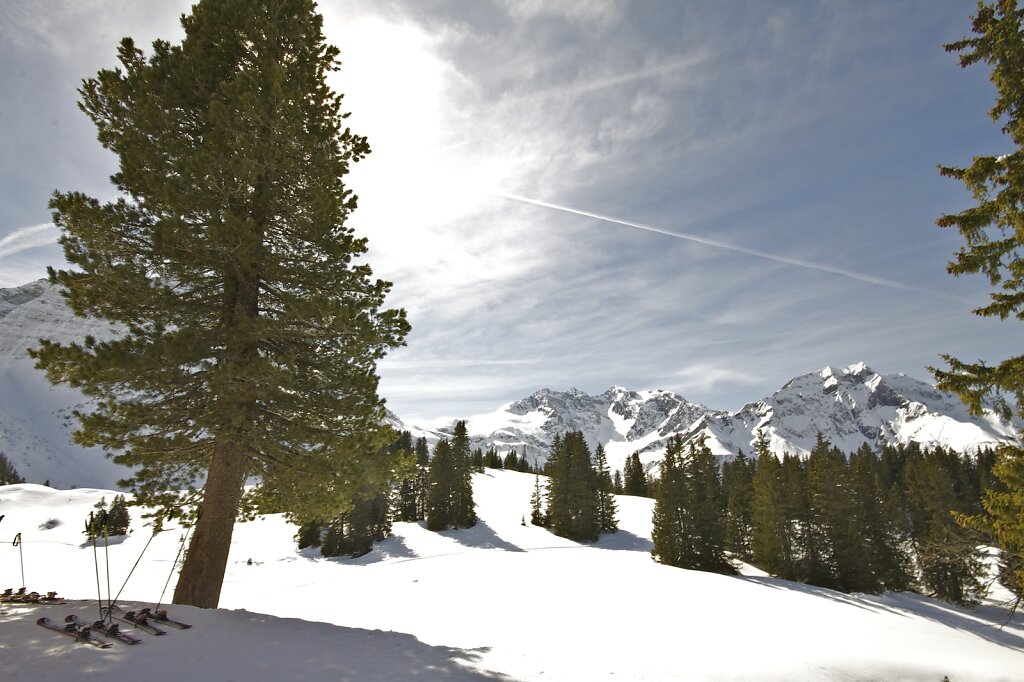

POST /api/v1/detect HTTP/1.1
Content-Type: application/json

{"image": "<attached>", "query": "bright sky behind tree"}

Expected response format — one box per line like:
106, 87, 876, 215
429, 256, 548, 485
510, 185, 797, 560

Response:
0, 1, 1017, 421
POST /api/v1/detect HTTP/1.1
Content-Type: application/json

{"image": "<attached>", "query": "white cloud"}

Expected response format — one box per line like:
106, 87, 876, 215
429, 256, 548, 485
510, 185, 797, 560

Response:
672, 364, 760, 394
501, 0, 623, 28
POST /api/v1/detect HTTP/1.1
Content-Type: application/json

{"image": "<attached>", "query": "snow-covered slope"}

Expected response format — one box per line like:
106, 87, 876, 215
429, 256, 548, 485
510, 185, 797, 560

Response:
0, 280, 128, 489
1, 472, 1021, 681
0, 280, 1017, 489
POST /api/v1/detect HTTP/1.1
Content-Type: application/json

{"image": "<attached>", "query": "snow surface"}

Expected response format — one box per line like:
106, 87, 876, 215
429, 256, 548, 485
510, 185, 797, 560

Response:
1, 472, 1022, 681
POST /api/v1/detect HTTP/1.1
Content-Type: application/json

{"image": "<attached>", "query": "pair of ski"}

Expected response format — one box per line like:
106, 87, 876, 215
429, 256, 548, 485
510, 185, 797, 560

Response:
114, 608, 191, 635
36, 616, 123, 648
3, 589, 65, 604
37, 609, 191, 648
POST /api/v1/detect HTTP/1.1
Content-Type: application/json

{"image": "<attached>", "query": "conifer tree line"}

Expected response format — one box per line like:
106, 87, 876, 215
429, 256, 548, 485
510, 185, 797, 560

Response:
610, 451, 658, 497
295, 424, 478, 557
473, 446, 535, 473
698, 432, 1005, 604
531, 431, 618, 541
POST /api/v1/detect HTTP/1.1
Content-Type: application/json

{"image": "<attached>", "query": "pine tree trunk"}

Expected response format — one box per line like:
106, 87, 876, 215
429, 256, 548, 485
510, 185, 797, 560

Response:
172, 439, 248, 608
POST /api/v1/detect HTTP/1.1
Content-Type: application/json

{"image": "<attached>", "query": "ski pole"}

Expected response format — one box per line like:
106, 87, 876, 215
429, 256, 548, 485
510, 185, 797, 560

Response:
155, 521, 192, 613
89, 513, 103, 621
102, 512, 112, 620
12, 533, 24, 589
110, 517, 161, 615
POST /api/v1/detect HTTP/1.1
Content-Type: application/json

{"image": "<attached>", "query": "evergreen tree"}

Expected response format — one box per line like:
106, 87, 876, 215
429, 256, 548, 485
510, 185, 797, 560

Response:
612, 470, 624, 495
848, 445, 913, 592
414, 463, 429, 522
504, 450, 520, 471
723, 450, 755, 562
415, 437, 430, 467
515, 450, 533, 473
396, 469, 423, 522
329, 488, 391, 557
623, 452, 649, 497
84, 499, 108, 541
781, 451, 820, 584
448, 421, 476, 529
393, 430, 423, 522
803, 435, 857, 590
295, 519, 324, 549
933, 0, 1024, 610
593, 444, 618, 533
426, 440, 454, 531
750, 432, 796, 580
904, 448, 986, 604
425, 422, 475, 531
651, 436, 688, 568
652, 436, 731, 574
545, 431, 599, 541
685, 437, 732, 574
0, 452, 24, 485
106, 494, 132, 535
530, 473, 545, 526
27, 0, 409, 608
320, 516, 345, 557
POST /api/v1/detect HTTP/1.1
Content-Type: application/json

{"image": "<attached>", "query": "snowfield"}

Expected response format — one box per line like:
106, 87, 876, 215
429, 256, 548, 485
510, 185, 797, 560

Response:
1, 470, 1022, 681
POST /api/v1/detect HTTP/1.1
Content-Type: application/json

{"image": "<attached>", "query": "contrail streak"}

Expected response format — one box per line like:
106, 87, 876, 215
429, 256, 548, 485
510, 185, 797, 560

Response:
0, 223, 58, 258
492, 192, 973, 304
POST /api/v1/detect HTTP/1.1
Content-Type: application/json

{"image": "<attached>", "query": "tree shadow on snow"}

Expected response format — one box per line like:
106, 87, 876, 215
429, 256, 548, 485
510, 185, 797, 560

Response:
444, 520, 526, 553
343, 535, 420, 566
880, 591, 1024, 651
740, 575, 1024, 651
739, 576, 909, 616
221, 612, 519, 681
593, 529, 653, 553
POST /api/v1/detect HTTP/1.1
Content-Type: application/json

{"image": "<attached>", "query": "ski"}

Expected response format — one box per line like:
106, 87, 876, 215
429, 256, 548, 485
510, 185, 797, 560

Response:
138, 607, 192, 629
115, 610, 166, 635
2, 589, 65, 604
66, 615, 142, 645
36, 617, 112, 648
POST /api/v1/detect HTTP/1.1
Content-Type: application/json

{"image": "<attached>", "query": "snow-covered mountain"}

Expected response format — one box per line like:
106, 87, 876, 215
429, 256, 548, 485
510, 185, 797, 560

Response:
0, 279, 1017, 488
0, 279, 126, 489
404, 364, 1017, 475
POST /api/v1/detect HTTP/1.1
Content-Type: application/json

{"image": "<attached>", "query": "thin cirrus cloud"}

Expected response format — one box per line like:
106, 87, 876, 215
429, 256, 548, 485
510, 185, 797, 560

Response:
0, 223, 58, 259
492, 192, 975, 305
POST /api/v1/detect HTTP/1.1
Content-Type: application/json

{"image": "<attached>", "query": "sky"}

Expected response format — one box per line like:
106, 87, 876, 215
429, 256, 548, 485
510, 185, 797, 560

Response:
0, 0, 1019, 422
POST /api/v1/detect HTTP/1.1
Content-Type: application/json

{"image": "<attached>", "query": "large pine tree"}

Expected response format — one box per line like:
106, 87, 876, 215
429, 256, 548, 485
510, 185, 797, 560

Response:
28, 0, 409, 608
934, 0, 1024, 610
